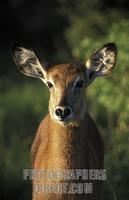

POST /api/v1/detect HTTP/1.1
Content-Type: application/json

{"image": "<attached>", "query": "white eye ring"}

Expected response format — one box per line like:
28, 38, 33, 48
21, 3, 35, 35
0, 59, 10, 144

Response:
46, 82, 53, 88
75, 80, 85, 88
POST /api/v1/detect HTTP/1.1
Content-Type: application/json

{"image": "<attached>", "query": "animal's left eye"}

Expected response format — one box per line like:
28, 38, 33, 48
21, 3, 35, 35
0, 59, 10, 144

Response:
46, 81, 53, 88
75, 80, 85, 88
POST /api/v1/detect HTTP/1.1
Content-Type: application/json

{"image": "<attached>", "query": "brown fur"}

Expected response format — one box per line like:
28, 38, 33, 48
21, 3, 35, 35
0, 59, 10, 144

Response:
12, 42, 117, 200
31, 64, 104, 200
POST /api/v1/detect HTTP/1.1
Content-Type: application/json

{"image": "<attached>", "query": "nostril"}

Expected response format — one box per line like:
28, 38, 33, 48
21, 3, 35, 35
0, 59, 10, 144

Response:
55, 108, 63, 118
55, 107, 72, 120
63, 108, 71, 118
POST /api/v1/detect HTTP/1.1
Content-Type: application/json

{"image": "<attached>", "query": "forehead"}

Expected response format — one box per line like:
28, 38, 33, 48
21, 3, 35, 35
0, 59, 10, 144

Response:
47, 63, 85, 82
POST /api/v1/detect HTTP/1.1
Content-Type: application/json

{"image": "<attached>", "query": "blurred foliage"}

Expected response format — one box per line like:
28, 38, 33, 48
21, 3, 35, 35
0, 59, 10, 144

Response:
1, 1, 129, 200
0, 81, 49, 199
63, 0, 129, 49
68, 20, 129, 199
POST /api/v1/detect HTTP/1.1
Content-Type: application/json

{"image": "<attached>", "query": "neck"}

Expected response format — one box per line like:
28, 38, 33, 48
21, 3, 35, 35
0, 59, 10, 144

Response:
48, 115, 87, 169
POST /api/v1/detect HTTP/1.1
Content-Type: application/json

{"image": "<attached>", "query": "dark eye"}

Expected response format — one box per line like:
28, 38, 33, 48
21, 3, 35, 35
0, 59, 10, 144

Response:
46, 82, 53, 88
75, 80, 85, 88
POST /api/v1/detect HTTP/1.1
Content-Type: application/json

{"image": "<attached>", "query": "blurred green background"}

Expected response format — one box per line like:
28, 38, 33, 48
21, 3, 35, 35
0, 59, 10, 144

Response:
0, 0, 129, 199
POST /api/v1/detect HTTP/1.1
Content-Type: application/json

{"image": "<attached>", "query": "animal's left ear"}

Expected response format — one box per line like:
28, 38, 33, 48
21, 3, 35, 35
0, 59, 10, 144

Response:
85, 43, 117, 85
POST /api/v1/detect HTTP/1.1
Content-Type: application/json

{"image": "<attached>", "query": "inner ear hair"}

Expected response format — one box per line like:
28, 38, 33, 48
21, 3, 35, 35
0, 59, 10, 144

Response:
85, 42, 117, 85
11, 43, 48, 79
86, 43, 117, 71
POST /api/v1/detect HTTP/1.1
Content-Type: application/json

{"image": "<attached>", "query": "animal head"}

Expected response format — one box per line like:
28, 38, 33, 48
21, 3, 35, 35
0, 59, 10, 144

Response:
12, 43, 117, 125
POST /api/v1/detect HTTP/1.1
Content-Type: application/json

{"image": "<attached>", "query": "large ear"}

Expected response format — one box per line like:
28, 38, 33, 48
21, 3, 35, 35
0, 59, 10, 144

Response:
85, 43, 117, 85
11, 43, 47, 80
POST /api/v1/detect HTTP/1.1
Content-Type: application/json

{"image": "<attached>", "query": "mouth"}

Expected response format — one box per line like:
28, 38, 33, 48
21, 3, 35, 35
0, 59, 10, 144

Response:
57, 118, 69, 124
53, 111, 74, 125
56, 116, 75, 125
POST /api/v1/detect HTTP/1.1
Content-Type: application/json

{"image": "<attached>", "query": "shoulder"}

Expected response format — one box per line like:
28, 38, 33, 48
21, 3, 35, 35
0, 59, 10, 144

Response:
37, 113, 50, 140
84, 112, 104, 149
85, 112, 104, 165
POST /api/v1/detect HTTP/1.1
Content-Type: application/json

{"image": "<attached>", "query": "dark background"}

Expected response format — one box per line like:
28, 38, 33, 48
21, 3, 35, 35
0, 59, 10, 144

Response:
0, 0, 129, 199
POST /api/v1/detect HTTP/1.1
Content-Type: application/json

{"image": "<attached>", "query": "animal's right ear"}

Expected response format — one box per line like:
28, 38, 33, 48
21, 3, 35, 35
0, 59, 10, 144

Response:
85, 43, 117, 85
11, 43, 47, 80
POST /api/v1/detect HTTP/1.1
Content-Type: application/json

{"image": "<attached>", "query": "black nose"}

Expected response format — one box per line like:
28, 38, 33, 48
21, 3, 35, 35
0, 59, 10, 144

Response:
55, 107, 71, 119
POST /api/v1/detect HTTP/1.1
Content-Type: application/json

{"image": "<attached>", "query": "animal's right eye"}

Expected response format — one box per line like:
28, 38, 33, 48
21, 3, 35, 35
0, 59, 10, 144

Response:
75, 80, 85, 88
46, 82, 53, 88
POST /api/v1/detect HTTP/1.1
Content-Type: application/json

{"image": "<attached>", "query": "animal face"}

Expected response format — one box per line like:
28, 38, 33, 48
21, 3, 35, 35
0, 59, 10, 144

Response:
44, 63, 87, 124
12, 43, 117, 124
